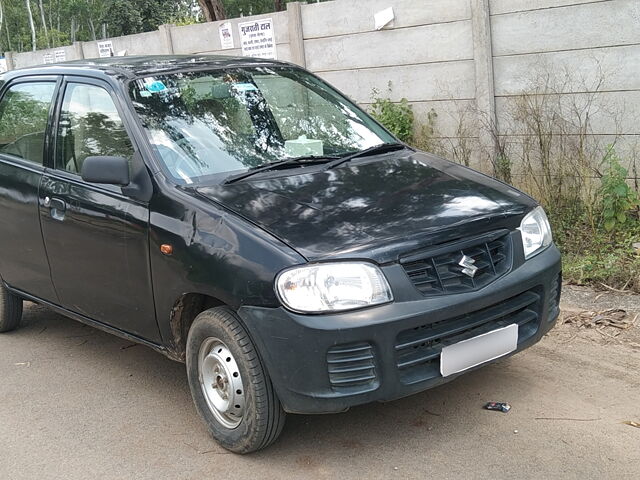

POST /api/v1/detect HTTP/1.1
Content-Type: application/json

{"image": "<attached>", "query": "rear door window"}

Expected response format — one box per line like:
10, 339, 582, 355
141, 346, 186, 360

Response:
0, 82, 56, 165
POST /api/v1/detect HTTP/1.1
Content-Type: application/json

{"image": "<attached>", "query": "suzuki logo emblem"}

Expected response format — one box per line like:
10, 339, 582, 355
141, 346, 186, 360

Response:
458, 255, 478, 278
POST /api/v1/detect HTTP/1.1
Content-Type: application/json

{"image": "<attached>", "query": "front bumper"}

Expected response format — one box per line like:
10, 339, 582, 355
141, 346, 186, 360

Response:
239, 244, 562, 414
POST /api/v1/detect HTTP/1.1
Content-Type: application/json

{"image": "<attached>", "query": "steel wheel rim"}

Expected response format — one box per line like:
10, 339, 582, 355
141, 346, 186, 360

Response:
198, 337, 245, 429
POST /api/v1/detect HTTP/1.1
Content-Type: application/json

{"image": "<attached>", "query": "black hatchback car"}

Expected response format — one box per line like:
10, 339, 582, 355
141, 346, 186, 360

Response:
0, 55, 561, 453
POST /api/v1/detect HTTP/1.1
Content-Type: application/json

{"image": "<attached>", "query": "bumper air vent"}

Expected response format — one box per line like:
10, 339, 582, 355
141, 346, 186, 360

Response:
326, 342, 379, 393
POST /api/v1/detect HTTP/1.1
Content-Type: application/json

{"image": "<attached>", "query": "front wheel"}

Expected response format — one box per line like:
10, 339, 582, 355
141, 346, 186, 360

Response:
186, 307, 286, 454
0, 283, 23, 333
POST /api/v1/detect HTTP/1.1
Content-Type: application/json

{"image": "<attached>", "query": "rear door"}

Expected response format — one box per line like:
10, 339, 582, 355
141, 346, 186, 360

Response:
39, 76, 159, 341
0, 77, 59, 301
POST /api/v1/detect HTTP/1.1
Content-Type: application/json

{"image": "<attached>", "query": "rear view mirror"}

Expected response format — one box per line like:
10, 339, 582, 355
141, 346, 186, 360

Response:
81, 156, 130, 186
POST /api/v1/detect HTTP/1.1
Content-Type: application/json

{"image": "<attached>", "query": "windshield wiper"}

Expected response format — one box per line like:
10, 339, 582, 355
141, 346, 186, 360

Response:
222, 143, 406, 184
323, 143, 407, 171
223, 155, 341, 185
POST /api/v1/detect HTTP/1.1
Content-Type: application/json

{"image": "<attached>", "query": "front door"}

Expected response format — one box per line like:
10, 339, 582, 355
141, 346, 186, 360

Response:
39, 77, 159, 341
0, 78, 58, 302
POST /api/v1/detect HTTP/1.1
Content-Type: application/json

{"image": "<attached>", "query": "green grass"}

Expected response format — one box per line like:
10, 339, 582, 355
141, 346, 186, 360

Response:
556, 221, 640, 293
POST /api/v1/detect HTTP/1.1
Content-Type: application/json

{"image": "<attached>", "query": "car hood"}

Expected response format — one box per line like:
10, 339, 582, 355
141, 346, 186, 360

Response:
194, 151, 536, 263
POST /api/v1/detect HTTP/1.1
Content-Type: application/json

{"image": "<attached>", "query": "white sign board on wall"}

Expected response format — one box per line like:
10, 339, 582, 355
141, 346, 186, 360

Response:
54, 50, 66, 62
219, 22, 234, 49
98, 40, 114, 57
238, 18, 277, 59
43, 53, 54, 64
0, 58, 7, 73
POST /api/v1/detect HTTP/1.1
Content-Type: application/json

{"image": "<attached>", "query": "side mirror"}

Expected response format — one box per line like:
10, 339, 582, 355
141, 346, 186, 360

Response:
81, 156, 130, 186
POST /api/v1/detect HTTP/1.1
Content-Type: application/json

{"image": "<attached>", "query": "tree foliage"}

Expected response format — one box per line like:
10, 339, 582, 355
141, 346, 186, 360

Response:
0, 0, 330, 54
369, 86, 415, 144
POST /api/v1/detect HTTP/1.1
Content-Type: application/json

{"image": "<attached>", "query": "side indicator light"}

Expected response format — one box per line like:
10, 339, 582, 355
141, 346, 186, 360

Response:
160, 244, 173, 255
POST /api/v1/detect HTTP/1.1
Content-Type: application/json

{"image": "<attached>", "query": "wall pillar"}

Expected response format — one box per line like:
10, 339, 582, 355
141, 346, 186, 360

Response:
81, 41, 92, 59
470, 0, 498, 163
158, 24, 175, 55
4, 51, 15, 71
72, 42, 85, 60
287, 2, 306, 67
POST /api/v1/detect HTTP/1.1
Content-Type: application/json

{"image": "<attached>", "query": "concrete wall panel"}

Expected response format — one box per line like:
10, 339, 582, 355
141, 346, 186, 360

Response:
82, 31, 166, 58
411, 100, 480, 138
490, 0, 606, 15
496, 91, 640, 137
492, 0, 640, 56
13, 44, 81, 69
305, 20, 473, 72
502, 133, 639, 173
301, 0, 470, 39
493, 45, 640, 96
357, 99, 480, 138
318, 60, 476, 104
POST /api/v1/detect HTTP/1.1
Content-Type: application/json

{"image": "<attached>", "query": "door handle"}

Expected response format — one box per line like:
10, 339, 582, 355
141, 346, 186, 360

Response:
45, 196, 67, 221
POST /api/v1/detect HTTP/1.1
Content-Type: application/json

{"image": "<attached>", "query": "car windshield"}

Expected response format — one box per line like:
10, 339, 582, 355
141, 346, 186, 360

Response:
129, 66, 397, 184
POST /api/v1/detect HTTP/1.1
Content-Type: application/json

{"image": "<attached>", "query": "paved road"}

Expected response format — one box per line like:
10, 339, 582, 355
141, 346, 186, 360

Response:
1, 302, 639, 479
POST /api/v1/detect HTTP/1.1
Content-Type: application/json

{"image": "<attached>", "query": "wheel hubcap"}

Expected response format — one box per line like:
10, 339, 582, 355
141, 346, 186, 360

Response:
198, 337, 245, 429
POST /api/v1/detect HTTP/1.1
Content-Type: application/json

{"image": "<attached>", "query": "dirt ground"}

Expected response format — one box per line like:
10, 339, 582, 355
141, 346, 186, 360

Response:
1, 286, 639, 480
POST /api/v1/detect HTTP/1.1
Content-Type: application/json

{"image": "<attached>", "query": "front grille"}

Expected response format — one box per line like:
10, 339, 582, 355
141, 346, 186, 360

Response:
327, 342, 378, 393
401, 230, 512, 296
395, 289, 542, 385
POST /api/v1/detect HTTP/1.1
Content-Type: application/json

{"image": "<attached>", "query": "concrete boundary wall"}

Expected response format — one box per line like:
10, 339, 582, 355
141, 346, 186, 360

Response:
9, 7, 298, 69
4, 0, 639, 172
301, 0, 479, 150
490, 0, 640, 174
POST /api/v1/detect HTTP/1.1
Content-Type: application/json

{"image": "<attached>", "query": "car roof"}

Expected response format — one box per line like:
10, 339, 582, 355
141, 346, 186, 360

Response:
1, 55, 296, 82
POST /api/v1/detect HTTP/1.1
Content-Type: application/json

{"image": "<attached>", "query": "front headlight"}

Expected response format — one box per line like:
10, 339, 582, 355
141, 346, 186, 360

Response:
275, 262, 393, 313
518, 206, 553, 259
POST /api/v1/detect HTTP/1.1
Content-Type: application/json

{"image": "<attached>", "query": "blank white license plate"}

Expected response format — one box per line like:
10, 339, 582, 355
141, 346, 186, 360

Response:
440, 323, 518, 377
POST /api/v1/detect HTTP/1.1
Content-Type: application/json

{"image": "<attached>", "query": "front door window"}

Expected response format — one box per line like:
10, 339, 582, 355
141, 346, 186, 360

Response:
56, 83, 134, 174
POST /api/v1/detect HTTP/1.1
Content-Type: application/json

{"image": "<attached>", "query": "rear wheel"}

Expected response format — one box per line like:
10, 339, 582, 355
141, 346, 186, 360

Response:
186, 307, 286, 454
0, 283, 23, 333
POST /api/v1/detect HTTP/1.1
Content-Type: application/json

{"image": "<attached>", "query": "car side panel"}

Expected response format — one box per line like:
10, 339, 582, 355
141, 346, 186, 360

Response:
39, 174, 159, 341
0, 159, 57, 301
36, 74, 159, 342
147, 180, 305, 351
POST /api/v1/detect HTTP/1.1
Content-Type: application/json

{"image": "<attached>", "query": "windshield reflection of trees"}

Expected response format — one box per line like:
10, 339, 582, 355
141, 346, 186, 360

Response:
78, 112, 133, 159
0, 91, 51, 162
61, 112, 133, 172
130, 67, 393, 180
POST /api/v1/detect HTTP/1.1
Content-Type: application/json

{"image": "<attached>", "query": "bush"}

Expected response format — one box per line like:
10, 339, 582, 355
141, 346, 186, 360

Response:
369, 87, 414, 143
600, 146, 639, 232
562, 225, 640, 292
542, 148, 640, 293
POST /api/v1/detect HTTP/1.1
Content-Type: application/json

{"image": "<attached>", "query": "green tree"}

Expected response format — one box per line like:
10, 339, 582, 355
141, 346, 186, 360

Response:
0, 0, 331, 54
24, 0, 37, 51
223, 0, 315, 17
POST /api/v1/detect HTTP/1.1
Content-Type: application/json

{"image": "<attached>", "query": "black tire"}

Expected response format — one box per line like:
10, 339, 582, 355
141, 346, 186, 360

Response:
0, 283, 23, 333
186, 306, 286, 454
